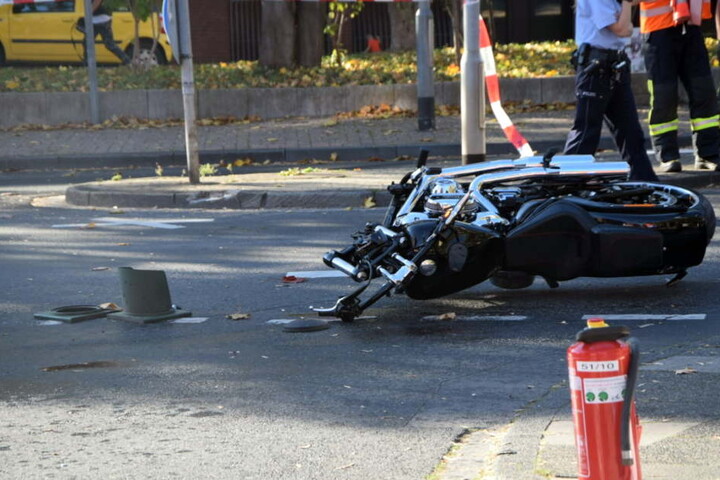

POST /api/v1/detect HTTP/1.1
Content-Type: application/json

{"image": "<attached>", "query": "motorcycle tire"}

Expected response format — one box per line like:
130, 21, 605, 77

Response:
699, 194, 716, 244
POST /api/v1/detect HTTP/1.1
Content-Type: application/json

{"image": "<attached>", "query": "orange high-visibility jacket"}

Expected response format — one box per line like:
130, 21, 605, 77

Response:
640, 0, 712, 33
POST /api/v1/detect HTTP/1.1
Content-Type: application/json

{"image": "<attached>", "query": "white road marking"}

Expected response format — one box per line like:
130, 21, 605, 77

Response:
456, 315, 528, 322
285, 270, 347, 279
170, 317, 209, 324
52, 217, 214, 229
582, 314, 706, 321
641, 356, 720, 373
36, 320, 63, 326
267, 315, 376, 325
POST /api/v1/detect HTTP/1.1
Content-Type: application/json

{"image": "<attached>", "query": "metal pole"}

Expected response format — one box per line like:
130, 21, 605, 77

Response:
177, 0, 200, 184
460, 0, 485, 164
415, 0, 435, 131
83, 0, 99, 124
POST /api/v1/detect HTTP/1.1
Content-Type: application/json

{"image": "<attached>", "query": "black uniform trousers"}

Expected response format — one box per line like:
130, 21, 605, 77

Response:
564, 47, 659, 181
644, 24, 720, 163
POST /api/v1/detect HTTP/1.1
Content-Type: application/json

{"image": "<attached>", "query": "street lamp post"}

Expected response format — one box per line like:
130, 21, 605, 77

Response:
83, 0, 100, 124
177, 0, 200, 184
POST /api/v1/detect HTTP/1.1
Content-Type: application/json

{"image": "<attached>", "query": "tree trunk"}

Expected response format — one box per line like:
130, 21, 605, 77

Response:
445, 0, 463, 65
297, 2, 325, 67
387, 3, 416, 51
259, 0, 296, 68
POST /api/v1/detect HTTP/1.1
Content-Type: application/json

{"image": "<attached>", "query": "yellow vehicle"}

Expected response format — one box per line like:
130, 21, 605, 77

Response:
0, 0, 172, 65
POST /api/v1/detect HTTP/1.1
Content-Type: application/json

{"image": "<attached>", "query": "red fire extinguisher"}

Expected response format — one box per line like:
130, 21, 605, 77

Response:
567, 318, 643, 479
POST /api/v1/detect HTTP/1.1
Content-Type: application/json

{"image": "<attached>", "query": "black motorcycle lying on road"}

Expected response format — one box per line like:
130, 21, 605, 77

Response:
315, 151, 716, 322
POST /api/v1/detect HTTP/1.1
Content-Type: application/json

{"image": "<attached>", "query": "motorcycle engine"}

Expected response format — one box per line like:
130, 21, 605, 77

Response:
423, 178, 478, 219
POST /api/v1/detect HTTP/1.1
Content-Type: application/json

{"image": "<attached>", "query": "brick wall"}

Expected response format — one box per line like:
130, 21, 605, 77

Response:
190, 0, 232, 63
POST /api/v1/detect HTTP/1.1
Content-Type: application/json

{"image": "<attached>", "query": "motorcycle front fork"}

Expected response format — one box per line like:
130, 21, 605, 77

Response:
314, 277, 396, 322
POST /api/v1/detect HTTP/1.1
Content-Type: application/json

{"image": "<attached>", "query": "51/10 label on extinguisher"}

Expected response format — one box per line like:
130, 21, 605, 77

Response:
576, 360, 619, 372
583, 375, 627, 404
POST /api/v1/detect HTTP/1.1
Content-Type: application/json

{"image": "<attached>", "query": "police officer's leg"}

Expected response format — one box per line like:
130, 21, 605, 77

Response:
679, 25, 720, 168
644, 28, 682, 168
564, 67, 609, 155
604, 66, 659, 181
96, 21, 131, 65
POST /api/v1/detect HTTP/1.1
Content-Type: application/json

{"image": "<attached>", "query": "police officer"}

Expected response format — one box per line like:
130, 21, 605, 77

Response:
564, 0, 659, 181
640, 0, 720, 172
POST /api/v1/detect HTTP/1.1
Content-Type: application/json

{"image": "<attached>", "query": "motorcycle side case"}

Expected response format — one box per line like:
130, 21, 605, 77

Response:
503, 198, 712, 281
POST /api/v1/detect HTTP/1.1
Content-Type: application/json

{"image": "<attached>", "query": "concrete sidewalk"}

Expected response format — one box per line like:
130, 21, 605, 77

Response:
19, 106, 711, 209
1, 110, 572, 171
0, 107, 697, 171
0, 105, 715, 208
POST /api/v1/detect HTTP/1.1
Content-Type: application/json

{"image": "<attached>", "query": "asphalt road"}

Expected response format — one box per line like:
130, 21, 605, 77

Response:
1, 172, 719, 479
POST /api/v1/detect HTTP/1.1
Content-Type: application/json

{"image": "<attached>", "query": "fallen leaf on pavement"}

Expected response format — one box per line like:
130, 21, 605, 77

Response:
99, 303, 120, 310
234, 158, 253, 167
363, 196, 376, 208
226, 312, 251, 321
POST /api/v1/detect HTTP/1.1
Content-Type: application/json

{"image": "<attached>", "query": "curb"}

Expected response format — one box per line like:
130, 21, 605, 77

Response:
66, 184, 394, 210
65, 169, 720, 210
1, 137, 694, 172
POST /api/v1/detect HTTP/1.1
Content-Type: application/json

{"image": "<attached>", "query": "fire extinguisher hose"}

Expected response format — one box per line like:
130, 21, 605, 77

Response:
621, 336, 640, 466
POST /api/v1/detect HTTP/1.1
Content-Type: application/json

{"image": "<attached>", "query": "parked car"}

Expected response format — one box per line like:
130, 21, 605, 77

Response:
0, 0, 172, 65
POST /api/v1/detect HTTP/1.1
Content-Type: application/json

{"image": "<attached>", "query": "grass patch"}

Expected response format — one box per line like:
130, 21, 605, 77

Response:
4, 39, 719, 94
0, 43, 587, 93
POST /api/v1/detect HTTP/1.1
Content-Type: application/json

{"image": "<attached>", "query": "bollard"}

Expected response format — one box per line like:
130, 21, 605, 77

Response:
415, 0, 435, 131
460, 0, 486, 164
107, 267, 191, 324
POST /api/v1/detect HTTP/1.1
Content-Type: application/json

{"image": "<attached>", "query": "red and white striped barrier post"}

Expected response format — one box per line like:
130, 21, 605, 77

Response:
479, 18, 533, 157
